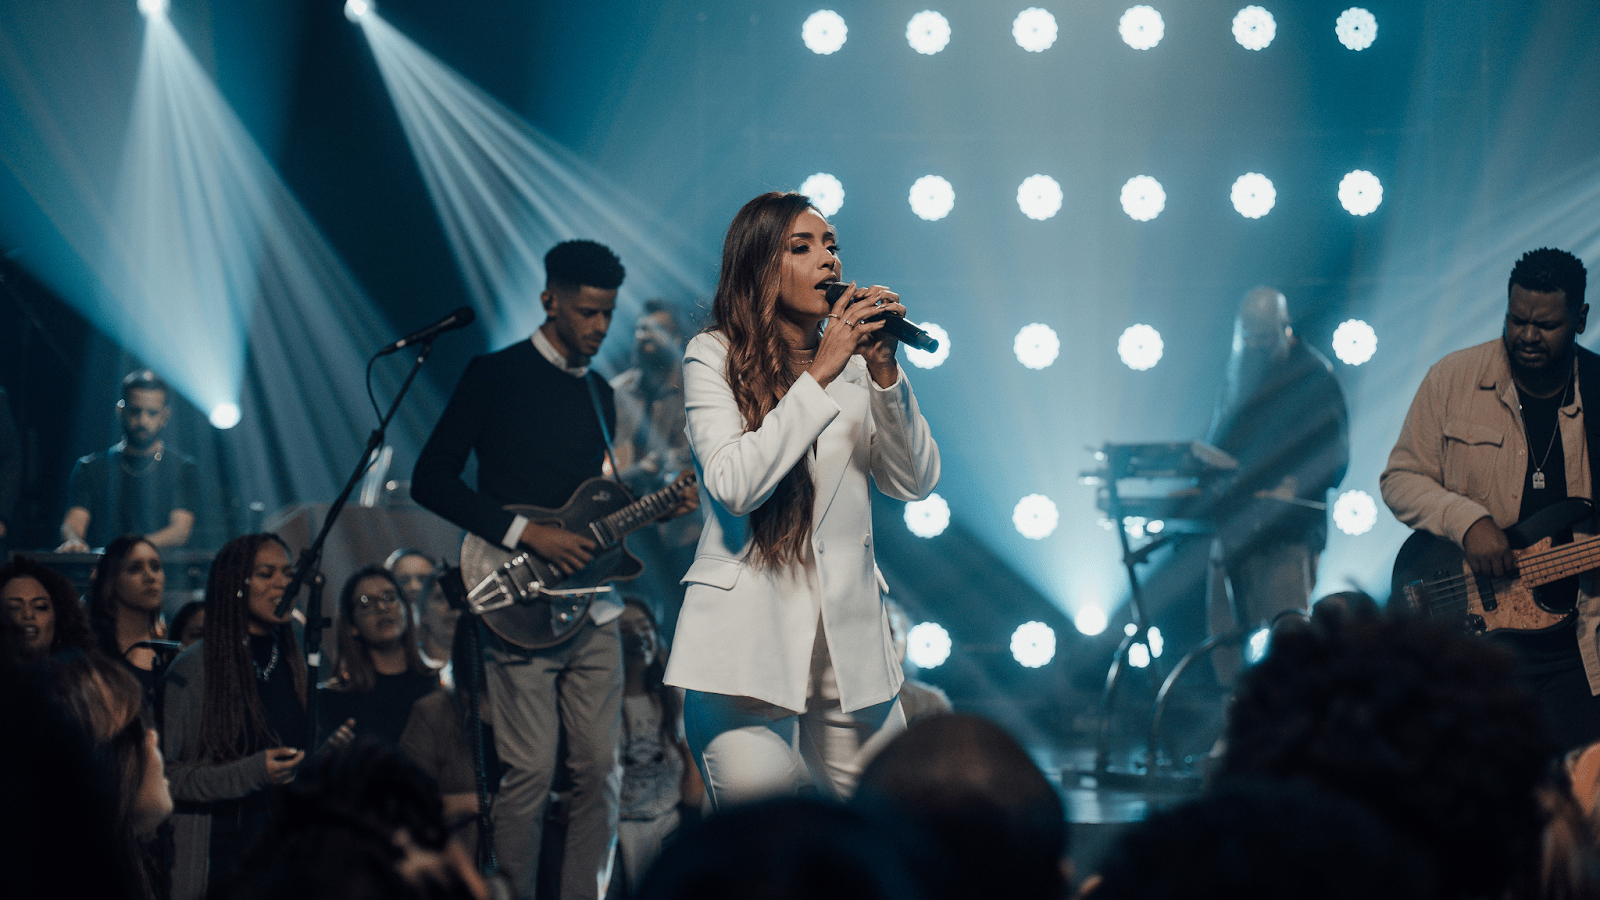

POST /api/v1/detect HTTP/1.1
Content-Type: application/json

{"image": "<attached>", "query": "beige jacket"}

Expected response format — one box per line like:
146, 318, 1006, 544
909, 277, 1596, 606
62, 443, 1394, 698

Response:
1381, 338, 1600, 691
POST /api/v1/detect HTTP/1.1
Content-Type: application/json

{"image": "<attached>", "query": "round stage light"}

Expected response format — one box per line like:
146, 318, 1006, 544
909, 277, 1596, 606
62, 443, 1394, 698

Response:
802, 10, 849, 55
1013, 7, 1059, 52
908, 175, 955, 221
1124, 623, 1138, 636
1338, 169, 1383, 216
1120, 175, 1166, 221
1128, 642, 1151, 668
138, 0, 168, 17
1232, 6, 1275, 50
800, 173, 845, 217
1016, 175, 1063, 220
1012, 494, 1059, 540
1148, 626, 1164, 658
904, 323, 950, 369
1011, 621, 1056, 668
1335, 7, 1377, 51
1245, 626, 1270, 664
1146, 518, 1165, 534
906, 10, 952, 55
1333, 490, 1378, 536
1119, 6, 1165, 49
1075, 605, 1108, 636
1123, 516, 1148, 539
209, 403, 241, 430
1014, 323, 1060, 369
1332, 319, 1377, 365
907, 622, 953, 668
1118, 324, 1164, 371
1231, 172, 1276, 219
343, 0, 371, 22
904, 493, 951, 538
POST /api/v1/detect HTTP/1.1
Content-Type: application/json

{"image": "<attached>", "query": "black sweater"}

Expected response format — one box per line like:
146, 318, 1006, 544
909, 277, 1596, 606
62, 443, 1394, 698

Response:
412, 340, 616, 543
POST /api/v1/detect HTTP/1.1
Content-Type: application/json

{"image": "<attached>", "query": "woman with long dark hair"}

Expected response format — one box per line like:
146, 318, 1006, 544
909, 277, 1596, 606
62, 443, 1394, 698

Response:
319, 565, 437, 748
162, 533, 309, 900
663, 191, 940, 807
88, 534, 167, 698
2, 555, 94, 661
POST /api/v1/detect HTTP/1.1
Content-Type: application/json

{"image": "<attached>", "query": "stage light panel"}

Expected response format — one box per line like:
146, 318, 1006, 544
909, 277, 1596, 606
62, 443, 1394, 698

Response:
1332, 319, 1377, 365
1014, 323, 1060, 369
1338, 169, 1383, 215
1120, 175, 1166, 221
1016, 174, 1063, 220
1148, 626, 1164, 658
1118, 324, 1163, 370
909, 175, 955, 220
1336, 8, 1377, 50
1128, 642, 1151, 668
803, 10, 848, 54
1231, 172, 1276, 218
904, 323, 950, 368
1075, 605, 1108, 636
1232, 6, 1275, 50
1012, 494, 1059, 539
908, 622, 952, 668
800, 173, 845, 216
1333, 490, 1378, 536
1011, 621, 1056, 668
906, 10, 951, 55
904, 493, 951, 538
209, 403, 241, 430
1119, 6, 1165, 50
1013, 8, 1058, 52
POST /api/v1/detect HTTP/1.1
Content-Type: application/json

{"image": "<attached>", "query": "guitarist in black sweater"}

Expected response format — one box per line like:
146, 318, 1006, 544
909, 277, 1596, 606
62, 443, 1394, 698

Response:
412, 239, 631, 899
1382, 247, 1600, 752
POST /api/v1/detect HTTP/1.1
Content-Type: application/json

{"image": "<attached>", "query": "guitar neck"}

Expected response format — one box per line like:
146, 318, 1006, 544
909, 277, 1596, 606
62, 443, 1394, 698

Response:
596, 482, 688, 545
1523, 533, 1600, 587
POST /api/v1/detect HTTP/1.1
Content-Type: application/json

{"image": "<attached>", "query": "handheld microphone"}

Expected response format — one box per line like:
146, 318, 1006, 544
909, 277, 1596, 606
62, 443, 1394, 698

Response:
822, 283, 940, 353
377, 306, 476, 356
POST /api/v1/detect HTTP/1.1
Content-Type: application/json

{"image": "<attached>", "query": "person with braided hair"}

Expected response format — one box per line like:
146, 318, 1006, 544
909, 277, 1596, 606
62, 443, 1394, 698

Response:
161, 533, 311, 900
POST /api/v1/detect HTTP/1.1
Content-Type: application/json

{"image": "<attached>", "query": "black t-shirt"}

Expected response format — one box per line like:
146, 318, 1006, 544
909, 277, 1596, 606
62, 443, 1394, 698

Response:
67, 445, 199, 548
318, 667, 439, 749
1504, 383, 1581, 672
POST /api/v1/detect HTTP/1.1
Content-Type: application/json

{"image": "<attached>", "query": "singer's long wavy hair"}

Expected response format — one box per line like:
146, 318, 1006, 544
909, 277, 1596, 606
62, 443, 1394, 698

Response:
710, 192, 821, 570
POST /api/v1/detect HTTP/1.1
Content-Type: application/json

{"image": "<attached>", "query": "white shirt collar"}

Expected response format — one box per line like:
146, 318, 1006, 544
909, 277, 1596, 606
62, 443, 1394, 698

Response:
532, 327, 588, 378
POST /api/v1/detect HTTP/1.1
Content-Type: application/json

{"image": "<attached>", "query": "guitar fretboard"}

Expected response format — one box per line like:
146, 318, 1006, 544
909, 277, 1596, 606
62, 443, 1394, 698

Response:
1518, 533, 1600, 587
595, 481, 691, 546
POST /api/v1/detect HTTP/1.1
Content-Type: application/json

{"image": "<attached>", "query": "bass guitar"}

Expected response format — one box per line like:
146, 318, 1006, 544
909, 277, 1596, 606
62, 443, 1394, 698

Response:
1390, 497, 1596, 635
461, 471, 697, 649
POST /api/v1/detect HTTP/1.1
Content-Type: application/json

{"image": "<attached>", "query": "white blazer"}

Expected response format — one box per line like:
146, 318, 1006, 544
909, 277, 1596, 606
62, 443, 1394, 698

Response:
663, 331, 941, 713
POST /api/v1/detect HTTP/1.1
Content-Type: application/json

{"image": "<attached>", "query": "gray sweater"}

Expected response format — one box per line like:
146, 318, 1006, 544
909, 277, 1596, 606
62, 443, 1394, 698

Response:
161, 641, 276, 900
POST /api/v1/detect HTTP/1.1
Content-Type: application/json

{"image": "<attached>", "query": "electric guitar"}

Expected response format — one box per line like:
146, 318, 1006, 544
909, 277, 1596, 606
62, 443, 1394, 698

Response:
1390, 497, 1596, 635
461, 471, 697, 649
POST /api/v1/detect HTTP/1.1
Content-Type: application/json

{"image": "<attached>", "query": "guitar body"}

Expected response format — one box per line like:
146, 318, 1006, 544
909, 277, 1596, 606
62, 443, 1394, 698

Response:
461, 474, 693, 650
1391, 497, 1593, 635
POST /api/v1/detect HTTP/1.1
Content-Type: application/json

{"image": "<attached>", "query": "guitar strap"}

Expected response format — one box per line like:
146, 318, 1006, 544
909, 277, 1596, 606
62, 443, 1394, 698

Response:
584, 371, 630, 499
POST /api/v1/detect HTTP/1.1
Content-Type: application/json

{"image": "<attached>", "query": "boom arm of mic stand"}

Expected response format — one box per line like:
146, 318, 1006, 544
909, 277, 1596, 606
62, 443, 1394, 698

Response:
274, 340, 435, 751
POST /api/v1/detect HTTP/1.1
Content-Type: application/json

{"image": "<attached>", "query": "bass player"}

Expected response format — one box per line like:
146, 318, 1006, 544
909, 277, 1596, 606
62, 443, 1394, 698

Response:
413, 239, 694, 899
1382, 247, 1600, 751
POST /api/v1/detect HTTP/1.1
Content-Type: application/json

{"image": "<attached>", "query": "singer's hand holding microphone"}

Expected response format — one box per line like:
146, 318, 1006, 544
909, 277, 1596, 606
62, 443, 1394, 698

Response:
811, 281, 927, 389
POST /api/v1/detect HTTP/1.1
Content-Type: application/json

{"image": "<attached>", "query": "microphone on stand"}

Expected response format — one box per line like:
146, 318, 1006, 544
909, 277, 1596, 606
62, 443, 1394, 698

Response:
376, 306, 476, 356
823, 282, 940, 353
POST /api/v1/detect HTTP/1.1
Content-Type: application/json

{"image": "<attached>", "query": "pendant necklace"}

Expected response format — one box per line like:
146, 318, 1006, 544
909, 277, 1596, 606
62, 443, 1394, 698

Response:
1522, 376, 1571, 490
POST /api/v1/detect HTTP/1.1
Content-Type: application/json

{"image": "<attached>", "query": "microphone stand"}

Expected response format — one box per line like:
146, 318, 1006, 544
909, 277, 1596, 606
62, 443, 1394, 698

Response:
275, 340, 436, 752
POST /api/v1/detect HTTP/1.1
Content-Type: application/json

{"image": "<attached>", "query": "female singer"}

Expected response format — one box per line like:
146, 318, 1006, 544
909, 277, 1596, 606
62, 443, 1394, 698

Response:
664, 191, 940, 807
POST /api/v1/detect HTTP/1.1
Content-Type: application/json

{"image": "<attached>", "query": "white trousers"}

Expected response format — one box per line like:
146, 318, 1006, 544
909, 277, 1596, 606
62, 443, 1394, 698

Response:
682, 629, 905, 809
